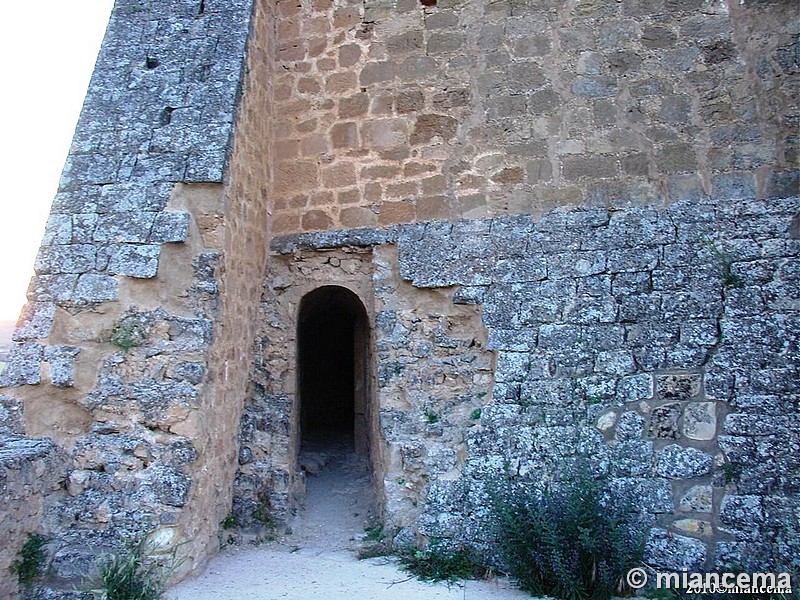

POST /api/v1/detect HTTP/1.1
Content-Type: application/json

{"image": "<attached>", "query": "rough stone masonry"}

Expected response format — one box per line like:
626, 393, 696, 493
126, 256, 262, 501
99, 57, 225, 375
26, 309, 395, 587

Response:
0, 0, 798, 597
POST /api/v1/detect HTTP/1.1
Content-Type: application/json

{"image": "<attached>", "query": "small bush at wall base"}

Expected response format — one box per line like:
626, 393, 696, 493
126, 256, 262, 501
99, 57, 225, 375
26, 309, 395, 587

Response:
399, 543, 487, 584
12, 533, 49, 586
493, 467, 646, 600
97, 540, 168, 600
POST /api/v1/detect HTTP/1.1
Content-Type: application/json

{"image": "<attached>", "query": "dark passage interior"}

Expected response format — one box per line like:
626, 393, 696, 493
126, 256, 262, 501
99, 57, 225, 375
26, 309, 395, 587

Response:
297, 286, 368, 453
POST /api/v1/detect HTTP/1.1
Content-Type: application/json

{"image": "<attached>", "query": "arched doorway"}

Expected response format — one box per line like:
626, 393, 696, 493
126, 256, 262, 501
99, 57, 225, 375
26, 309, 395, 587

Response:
295, 286, 376, 543
297, 285, 370, 455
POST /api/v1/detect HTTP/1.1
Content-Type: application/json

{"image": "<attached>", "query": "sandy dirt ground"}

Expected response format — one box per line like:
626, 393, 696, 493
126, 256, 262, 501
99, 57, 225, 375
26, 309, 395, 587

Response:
167, 440, 529, 600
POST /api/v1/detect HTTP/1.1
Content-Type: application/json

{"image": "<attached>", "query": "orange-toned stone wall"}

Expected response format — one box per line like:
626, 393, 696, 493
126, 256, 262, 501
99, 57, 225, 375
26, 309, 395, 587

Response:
269, 0, 798, 235
176, 0, 276, 574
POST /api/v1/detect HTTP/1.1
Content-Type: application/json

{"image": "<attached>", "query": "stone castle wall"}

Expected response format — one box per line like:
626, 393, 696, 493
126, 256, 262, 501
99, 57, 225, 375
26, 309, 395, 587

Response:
0, 0, 797, 595
0, 438, 69, 600
268, 0, 798, 233
254, 194, 799, 572
0, 0, 265, 594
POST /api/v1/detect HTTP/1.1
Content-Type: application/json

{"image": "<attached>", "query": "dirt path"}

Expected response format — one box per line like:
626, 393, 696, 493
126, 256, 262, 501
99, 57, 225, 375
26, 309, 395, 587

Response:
167, 442, 528, 600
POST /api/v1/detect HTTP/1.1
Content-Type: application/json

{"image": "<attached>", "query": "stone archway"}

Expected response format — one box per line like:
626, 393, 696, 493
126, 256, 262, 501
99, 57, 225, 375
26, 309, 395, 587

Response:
294, 285, 377, 543
296, 285, 371, 456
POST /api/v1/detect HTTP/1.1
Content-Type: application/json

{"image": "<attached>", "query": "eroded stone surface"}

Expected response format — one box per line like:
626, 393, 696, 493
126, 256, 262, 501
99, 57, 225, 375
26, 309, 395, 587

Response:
684, 401, 717, 441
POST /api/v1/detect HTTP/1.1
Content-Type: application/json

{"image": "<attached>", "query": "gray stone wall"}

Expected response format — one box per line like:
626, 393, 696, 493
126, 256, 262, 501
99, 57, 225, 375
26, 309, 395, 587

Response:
0, 0, 255, 593
269, 193, 799, 572
0, 437, 69, 600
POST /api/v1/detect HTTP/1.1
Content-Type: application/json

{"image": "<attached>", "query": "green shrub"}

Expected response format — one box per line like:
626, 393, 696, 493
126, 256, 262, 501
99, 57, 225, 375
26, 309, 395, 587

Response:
98, 540, 168, 600
11, 533, 49, 586
221, 514, 238, 530
364, 523, 385, 543
493, 467, 646, 600
399, 542, 487, 583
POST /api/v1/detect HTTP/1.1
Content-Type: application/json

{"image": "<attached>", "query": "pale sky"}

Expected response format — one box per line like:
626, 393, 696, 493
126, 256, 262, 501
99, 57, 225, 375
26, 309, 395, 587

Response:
0, 1, 114, 321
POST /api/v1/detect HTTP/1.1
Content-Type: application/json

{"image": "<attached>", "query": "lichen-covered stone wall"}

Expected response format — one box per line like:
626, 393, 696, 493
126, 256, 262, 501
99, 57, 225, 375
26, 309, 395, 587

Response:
0, 437, 69, 600
269, 0, 798, 233
267, 193, 799, 572
0, 0, 264, 593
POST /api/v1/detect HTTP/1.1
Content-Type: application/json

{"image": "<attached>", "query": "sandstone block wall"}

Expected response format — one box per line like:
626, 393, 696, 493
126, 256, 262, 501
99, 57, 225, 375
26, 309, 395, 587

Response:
268, 0, 798, 233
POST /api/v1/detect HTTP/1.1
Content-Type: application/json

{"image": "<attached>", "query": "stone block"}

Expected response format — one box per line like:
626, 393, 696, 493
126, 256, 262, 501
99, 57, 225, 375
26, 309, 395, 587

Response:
656, 372, 702, 400
326, 71, 358, 94
427, 32, 466, 54
645, 528, 707, 571
641, 25, 678, 48
507, 62, 547, 93
617, 373, 653, 403
711, 172, 757, 200
679, 484, 713, 512
108, 244, 161, 278
656, 143, 698, 173
561, 155, 619, 181
301, 210, 334, 232
322, 162, 357, 189
647, 402, 682, 439
35, 244, 97, 275
487, 95, 527, 120
339, 44, 361, 68
387, 31, 423, 53
615, 411, 646, 441
0, 343, 43, 386
26, 274, 79, 303
45, 345, 80, 387
359, 61, 395, 86
410, 114, 459, 145
608, 477, 674, 513
673, 518, 713, 537
379, 201, 416, 226
72, 213, 99, 243
655, 444, 713, 478
571, 76, 618, 97
514, 34, 551, 57
361, 119, 409, 150
42, 214, 73, 245
324, 122, 358, 152
340, 207, 378, 229
274, 160, 320, 192
610, 440, 653, 476
13, 302, 56, 341
416, 196, 450, 221
150, 211, 190, 243
719, 494, 764, 527
683, 402, 716, 440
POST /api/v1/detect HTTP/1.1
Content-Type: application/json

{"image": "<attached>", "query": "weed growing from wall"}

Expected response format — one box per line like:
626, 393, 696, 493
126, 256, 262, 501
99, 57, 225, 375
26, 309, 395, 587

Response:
110, 317, 146, 351
704, 240, 742, 289
96, 538, 173, 600
492, 464, 647, 600
11, 533, 49, 587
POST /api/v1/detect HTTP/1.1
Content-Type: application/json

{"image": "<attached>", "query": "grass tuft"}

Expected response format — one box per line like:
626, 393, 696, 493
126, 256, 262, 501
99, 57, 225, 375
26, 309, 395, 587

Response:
12, 533, 48, 587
